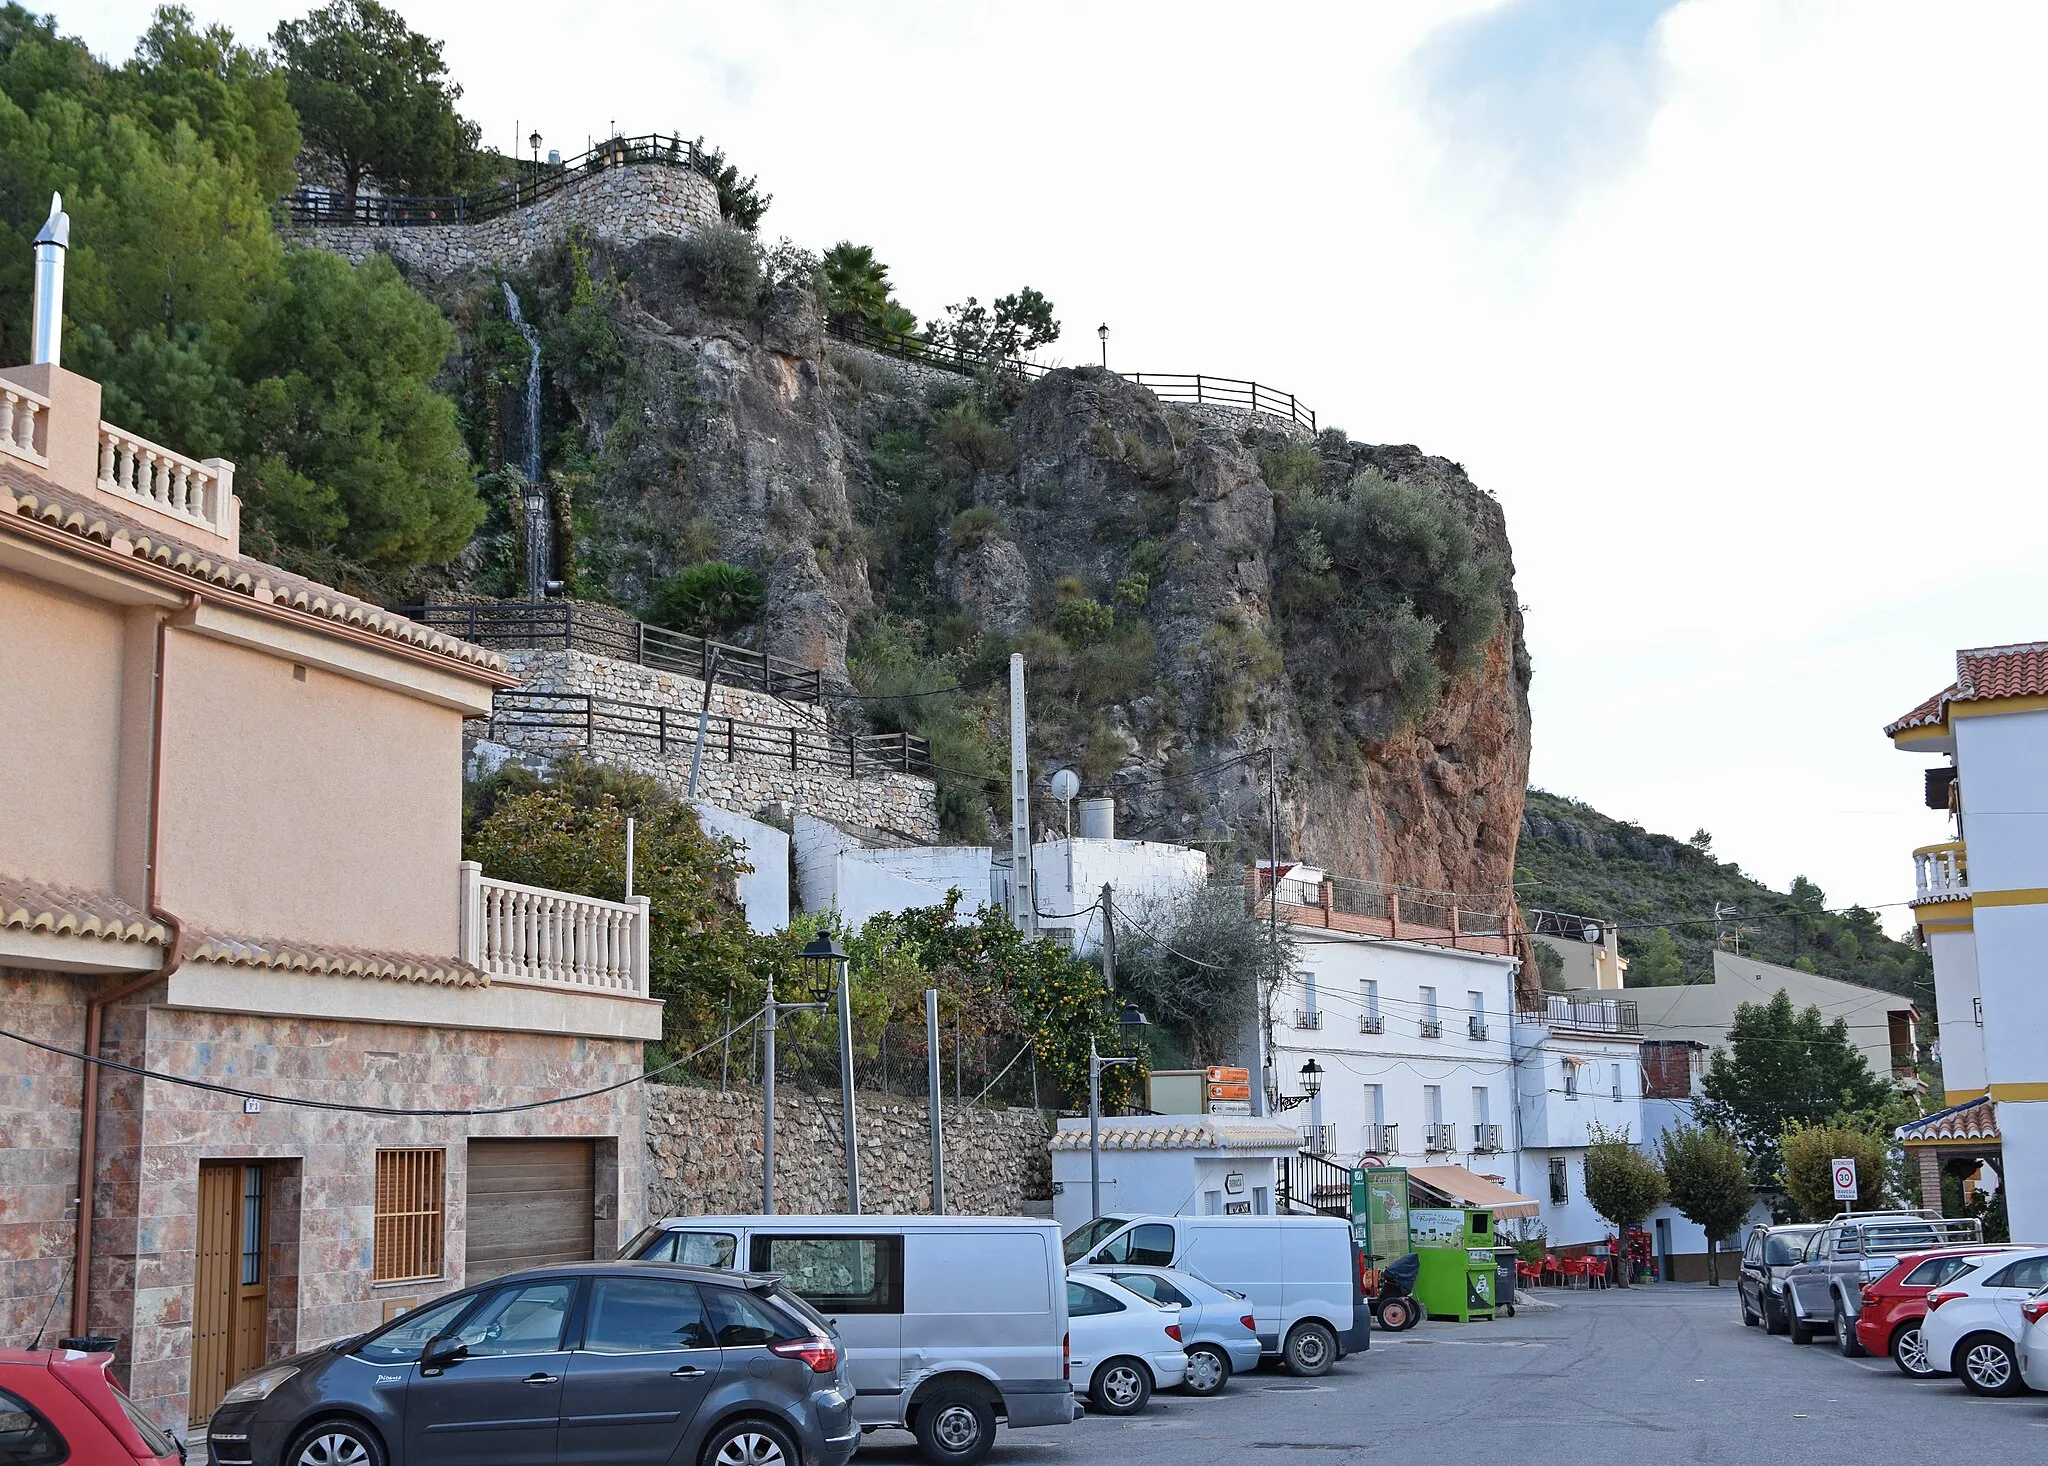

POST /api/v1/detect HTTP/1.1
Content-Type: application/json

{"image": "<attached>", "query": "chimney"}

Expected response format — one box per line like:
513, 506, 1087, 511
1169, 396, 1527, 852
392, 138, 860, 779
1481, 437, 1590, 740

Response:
31, 193, 68, 367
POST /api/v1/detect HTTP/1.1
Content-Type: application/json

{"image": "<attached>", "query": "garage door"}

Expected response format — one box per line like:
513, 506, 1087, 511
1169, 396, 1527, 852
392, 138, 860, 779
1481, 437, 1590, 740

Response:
465, 1139, 595, 1282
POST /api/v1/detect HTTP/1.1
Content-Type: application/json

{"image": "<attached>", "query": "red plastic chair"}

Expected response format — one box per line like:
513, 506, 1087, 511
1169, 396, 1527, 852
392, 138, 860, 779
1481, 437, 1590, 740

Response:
1516, 1259, 1542, 1286
1541, 1253, 1562, 1287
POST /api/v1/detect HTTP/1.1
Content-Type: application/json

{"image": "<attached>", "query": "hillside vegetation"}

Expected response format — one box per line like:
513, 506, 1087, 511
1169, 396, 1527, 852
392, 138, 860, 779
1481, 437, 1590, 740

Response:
1517, 788, 1933, 1008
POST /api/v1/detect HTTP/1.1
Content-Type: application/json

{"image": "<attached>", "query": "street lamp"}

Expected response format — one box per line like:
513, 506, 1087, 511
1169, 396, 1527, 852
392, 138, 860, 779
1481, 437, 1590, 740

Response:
1097, 323, 1109, 369
758, 941, 834, 1214
1267, 1056, 1322, 1114
1089, 1002, 1151, 1221
1300, 1057, 1323, 1099
528, 130, 542, 195
799, 929, 861, 1213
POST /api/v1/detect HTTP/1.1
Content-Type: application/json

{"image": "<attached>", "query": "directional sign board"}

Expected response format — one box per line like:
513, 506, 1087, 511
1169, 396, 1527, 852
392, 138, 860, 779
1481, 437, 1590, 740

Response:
1831, 1158, 1859, 1202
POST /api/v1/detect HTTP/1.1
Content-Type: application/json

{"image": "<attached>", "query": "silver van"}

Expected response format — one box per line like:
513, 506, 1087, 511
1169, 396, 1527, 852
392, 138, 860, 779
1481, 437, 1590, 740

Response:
1064, 1214, 1367, 1375
626, 1215, 1073, 1465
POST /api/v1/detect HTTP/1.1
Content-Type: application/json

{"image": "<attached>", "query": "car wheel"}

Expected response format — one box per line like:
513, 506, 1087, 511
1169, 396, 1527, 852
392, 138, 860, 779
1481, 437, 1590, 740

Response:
286, 1420, 386, 1466
1284, 1321, 1338, 1377
1834, 1304, 1866, 1358
913, 1386, 996, 1466
1090, 1357, 1153, 1416
1741, 1294, 1760, 1328
1956, 1334, 2023, 1397
1891, 1322, 1935, 1378
1181, 1344, 1231, 1396
1789, 1311, 1818, 1346
703, 1417, 802, 1466
1376, 1296, 1418, 1332
1763, 1296, 1789, 1336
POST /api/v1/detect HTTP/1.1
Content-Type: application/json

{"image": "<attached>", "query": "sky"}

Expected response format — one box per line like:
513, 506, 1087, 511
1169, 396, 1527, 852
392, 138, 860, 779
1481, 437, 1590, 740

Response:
58, 0, 2048, 930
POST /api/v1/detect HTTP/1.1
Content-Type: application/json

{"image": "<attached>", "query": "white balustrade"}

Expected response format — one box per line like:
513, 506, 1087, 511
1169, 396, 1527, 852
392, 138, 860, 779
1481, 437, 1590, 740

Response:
96, 422, 236, 538
458, 861, 651, 996
1912, 843, 1968, 903
0, 384, 50, 466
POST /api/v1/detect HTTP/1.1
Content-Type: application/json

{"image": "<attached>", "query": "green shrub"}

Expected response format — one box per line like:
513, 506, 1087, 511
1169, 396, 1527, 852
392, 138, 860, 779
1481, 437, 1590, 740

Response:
1196, 614, 1284, 735
1053, 596, 1115, 646
678, 223, 762, 316
946, 505, 1005, 550
932, 399, 1015, 479
649, 560, 766, 635
1257, 442, 1325, 501
1114, 572, 1150, 611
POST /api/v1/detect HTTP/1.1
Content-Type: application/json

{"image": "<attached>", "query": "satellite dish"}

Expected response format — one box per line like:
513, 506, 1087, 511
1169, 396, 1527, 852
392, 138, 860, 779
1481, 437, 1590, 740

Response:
1050, 768, 1081, 801
1582, 924, 1602, 943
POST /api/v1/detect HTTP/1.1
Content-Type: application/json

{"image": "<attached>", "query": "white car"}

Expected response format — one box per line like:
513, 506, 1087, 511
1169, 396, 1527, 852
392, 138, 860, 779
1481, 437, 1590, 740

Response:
1066, 1274, 1189, 1416
1920, 1247, 2048, 1394
2015, 1288, 2048, 1391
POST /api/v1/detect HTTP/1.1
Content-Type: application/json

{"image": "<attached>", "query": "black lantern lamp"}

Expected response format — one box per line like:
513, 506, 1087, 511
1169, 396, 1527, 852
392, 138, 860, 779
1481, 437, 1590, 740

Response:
797, 929, 848, 1004
1097, 322, 1109, 368
1300, 1057, 1324, 1098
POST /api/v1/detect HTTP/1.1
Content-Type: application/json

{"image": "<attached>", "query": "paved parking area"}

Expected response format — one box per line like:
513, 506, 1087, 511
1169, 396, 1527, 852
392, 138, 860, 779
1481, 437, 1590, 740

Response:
856, 1285, 2048, 1466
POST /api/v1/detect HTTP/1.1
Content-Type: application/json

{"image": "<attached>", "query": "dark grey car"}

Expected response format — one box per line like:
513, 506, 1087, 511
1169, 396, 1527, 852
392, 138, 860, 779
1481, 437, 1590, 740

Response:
203, 1262, 858, 1466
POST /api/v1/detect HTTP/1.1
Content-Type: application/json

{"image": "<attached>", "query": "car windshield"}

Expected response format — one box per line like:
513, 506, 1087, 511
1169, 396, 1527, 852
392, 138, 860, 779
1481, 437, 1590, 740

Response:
1765, 1233, 1815, 1265
1064, 1217, 1132, 1264
354, 1290, 477, 1364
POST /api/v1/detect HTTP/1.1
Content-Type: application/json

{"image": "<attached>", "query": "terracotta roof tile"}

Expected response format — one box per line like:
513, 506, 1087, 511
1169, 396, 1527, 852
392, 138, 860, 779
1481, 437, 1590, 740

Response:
1896, 1095, 1999, 1144
0, 873, 484, 987
0, 475, 507, 675
1049, 1120, 1302, 1152
1885, 641, 2048, 736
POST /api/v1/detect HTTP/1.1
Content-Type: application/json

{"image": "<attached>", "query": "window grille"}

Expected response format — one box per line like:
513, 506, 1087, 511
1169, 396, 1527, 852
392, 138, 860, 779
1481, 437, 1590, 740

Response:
374, 1148, 446, 1284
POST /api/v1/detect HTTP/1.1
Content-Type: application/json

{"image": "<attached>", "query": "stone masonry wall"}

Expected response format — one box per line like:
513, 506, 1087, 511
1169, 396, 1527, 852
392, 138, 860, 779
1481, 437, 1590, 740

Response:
486, 648, 940, 841
646, 1083, 1051, 1219
298, 163, 720, 277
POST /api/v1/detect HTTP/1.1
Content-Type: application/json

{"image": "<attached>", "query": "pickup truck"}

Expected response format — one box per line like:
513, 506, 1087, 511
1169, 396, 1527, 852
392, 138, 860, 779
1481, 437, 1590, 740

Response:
1782, 1210, 1984, 1352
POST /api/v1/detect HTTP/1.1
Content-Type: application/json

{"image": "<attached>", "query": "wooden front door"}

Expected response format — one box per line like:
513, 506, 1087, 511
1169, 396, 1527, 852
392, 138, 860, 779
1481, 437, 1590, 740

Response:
192, 1162, 267, 1424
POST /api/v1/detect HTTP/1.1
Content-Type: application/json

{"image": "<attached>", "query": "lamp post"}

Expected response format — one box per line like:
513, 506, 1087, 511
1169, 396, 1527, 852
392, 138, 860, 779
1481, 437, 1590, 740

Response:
1097, 323, 1109, 369
1301, 1057, 1324, 1149
528, 130, 542, 197
799, 930, 861, 1213
1089, 1002, 1151, 1221
1267, 1056, 1322, 1116
759, 947, 834, 1214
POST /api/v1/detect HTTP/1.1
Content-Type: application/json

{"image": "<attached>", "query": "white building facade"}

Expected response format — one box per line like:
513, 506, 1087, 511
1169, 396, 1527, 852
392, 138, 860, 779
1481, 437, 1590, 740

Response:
1511, 998, 1647, 1249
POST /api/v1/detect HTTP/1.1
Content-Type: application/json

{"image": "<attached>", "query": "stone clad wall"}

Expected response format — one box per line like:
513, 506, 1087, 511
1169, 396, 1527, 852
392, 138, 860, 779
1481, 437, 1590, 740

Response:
484, 648, 941, 842
298, 163, 720, 277
646, 1083, 1052, 1218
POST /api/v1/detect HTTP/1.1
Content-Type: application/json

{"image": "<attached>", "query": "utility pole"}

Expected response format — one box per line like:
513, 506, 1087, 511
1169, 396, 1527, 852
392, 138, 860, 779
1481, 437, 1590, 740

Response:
1089, 1037, 1140, 1221
1101, 883, 1116, 991
1256, 745, 1280, 1116
759, 974, 829, 1213
926, 988, 947, 1214
1008, 653, 1035, 936
687, 648, 721, 799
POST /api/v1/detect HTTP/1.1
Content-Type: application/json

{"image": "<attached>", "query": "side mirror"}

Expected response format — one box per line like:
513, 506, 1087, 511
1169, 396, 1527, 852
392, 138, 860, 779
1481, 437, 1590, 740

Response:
420, 1334, 468, 1371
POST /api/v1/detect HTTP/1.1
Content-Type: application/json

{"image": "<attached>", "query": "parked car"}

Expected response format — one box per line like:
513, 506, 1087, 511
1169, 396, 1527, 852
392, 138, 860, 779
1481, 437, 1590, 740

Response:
1071, 1264, 1262, 1395
203, 1262, 859, 1466
1065, 1274, 1189, 1416
0, 1348, 182, 1466
2014, 1289, 2048, 1392
1853, 1245, 2025, 1375
1063, 1214, 1366, 1375
626, 1214, 1073, 1463
1919, 1248, 2048, 1395
1781, 1210, 1983, 1349
1738, 1223, 1820, 1335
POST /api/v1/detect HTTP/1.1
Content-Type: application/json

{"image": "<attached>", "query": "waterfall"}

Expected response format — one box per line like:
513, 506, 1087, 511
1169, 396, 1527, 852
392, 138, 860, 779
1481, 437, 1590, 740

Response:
502, 282, 549, 600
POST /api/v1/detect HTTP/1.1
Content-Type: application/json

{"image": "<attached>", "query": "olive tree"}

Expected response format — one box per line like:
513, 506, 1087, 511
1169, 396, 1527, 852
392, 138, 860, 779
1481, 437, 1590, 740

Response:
1582, 1122, 1666, 1285
1657, 1120, 1754, 1284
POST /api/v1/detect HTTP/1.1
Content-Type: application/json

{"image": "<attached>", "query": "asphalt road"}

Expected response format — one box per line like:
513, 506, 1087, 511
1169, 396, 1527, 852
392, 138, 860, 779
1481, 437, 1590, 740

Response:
857, 1285, 2048, 1466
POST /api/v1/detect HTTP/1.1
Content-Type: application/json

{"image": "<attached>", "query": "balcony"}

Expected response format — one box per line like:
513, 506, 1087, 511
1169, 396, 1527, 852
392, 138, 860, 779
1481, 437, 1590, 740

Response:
1364, 1123, 1397, 1155
1425, 1123, 1456, 1153
1419, 1018, 1443, 1039
1293, 1007, 1324, 1030
1298, 1123, 1336, 1155
1467, 1016, 1490, 1041
1517, 997, 1641, 1035
1359, 1013, 1385, 1035
1473, 1123, 1503, 1153
1912, 841, 1968, 905
459, 862, 650, 996
96, 422, 237, 540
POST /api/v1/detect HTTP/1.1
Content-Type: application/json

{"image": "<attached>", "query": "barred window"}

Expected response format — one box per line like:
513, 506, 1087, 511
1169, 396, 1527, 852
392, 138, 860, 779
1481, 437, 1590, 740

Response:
374, 1149, 446, 1284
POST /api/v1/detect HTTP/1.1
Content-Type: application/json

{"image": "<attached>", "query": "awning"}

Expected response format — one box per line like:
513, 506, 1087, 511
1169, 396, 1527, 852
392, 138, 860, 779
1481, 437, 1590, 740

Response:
1408, 1164, 1542, 1220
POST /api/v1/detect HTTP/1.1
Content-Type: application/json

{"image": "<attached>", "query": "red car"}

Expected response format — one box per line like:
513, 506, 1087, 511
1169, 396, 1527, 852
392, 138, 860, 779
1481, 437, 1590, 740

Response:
1855, 1245, 2023, 1377
0, 1348, 183, 1465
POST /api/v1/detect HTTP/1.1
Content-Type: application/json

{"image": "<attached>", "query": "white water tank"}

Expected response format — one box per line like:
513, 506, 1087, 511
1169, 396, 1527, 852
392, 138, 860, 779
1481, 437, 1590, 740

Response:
1079, 797, 1115, 841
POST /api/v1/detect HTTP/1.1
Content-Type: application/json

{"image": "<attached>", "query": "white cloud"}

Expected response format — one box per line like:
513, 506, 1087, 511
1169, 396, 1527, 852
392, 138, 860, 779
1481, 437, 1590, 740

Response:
53, 0, 2048, 925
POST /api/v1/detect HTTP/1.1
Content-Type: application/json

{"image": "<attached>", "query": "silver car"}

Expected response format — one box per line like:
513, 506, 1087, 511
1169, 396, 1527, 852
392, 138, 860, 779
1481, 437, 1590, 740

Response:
1073, 1265, 1264, 1395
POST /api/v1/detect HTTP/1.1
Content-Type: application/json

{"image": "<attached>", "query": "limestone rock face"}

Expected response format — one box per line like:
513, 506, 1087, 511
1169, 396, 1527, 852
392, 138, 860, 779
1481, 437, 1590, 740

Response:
936, 534, 1032, 636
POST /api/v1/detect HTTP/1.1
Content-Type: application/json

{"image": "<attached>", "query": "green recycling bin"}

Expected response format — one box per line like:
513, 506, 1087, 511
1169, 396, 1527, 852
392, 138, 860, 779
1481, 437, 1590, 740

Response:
1410, 1206, 1497, 1322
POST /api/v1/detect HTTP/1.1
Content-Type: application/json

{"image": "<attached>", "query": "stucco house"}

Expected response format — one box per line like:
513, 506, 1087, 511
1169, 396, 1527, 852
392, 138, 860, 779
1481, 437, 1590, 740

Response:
0, 200, 659, 1432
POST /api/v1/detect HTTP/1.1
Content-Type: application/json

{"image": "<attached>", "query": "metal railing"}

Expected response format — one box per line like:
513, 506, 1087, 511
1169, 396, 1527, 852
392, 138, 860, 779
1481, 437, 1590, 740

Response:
1248, 867, 1514, 956
1293, 1007, 1324, 1030
1419, 1019, 1443, 1039
1364, 1123, 1397, 1155
284, 133, 703, 227
1425, 1123, 1456, 1153
1472, 1123, 1503, 1153
388, 602, 824, 703
1278, 1150, 1353, 1219
1359, 1013, 1385, 1035
828, 318, 1316, 433
1518, 997, 1642, 1034
487, 690, 930, 778
1467, 1016, 1490, 1041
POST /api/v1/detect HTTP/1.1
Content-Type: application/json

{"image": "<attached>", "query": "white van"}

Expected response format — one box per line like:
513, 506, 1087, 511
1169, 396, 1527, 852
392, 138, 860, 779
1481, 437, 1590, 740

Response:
626, 1215, 1072, 1465
1064, 1214, 1366, 1374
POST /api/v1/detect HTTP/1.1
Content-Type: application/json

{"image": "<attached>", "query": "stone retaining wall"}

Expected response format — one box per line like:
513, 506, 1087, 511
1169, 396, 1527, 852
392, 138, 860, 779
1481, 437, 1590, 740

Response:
486, 648, 940, 841
298, 164, 720, 277
646, 1083, 1052, 1218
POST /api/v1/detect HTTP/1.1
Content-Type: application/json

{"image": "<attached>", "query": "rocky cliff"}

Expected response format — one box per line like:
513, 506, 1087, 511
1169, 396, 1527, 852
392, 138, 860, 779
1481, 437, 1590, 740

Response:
418, 227, 1531, 899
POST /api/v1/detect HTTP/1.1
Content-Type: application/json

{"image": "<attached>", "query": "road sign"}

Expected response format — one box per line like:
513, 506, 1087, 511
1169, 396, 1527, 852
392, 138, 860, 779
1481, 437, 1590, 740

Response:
1831, 1158, 1859, 1202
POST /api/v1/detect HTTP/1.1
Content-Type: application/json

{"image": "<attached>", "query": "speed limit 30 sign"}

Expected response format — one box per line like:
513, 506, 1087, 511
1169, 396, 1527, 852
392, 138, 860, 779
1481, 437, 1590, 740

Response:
1831, 1158, 1859, 1202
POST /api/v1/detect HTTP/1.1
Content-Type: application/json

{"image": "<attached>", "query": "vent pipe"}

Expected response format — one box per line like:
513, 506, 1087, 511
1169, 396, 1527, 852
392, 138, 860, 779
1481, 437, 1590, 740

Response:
31, 193, 68, 367
1079, 796, 1115, 841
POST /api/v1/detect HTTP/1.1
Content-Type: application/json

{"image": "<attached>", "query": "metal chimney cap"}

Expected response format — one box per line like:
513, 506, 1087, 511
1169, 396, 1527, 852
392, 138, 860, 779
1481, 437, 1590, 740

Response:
33, 193, 68, 249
